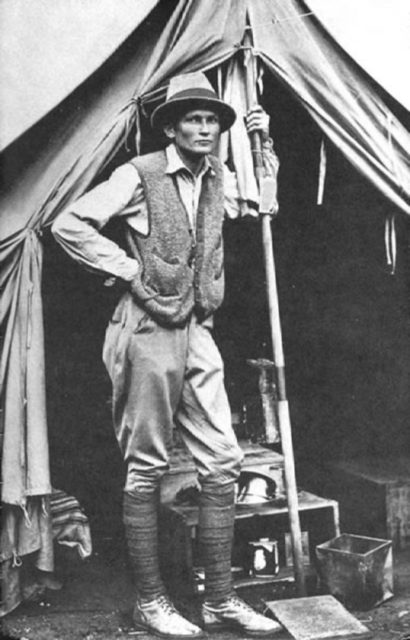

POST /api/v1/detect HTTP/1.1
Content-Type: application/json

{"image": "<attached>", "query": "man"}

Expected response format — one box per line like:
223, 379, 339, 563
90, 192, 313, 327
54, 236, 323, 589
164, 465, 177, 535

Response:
52, 72, 281, 638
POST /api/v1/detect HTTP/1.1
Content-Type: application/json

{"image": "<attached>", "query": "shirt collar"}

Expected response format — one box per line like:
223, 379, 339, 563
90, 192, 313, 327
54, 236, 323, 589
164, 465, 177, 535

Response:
165, 143, 215, 178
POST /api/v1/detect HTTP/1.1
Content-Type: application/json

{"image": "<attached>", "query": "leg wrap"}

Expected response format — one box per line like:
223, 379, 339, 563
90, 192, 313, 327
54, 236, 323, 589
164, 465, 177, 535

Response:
123, 489, 166, 600
198, 483, 236, 603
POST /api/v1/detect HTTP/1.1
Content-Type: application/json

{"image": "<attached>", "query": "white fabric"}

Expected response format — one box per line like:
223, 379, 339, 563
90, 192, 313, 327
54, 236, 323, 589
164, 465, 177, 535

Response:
0, 0, 159, 150
306, 0, 410, 112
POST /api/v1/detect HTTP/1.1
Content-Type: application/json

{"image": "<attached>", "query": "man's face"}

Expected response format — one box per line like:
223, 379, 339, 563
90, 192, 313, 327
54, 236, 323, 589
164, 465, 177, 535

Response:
164, 109, 221, 158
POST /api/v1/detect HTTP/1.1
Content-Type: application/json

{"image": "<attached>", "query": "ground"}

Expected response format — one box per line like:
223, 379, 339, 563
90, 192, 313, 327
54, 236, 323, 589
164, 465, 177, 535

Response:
2, 544, 410, 640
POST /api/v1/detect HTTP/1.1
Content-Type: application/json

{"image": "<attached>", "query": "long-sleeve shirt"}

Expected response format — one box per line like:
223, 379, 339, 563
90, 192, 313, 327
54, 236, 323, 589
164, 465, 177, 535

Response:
52, 141, 277, 282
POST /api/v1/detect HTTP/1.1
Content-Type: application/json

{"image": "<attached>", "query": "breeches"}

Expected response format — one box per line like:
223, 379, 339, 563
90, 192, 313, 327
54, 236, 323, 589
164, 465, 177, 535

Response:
102, 294, 243, 492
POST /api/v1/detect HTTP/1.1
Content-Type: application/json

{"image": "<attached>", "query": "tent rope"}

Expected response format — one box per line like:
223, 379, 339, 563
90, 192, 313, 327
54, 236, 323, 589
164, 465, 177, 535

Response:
385, 214, 397, 275
124, 98, 139, 153
317, 138, 327, 205
12, 552, 22, 569
271, 11, 314, 24
134, 101, 141, 155
243, 11, 314, 29
136, 85, 168, 106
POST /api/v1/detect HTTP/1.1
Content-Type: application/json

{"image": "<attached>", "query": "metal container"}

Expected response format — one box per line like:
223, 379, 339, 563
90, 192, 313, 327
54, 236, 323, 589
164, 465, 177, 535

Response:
316, 533, 393, 610
248, 538, 279, 577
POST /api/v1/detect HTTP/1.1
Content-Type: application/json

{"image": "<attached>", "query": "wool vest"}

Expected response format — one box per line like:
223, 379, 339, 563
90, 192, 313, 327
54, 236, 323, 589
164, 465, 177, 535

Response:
125, 150, 225, 326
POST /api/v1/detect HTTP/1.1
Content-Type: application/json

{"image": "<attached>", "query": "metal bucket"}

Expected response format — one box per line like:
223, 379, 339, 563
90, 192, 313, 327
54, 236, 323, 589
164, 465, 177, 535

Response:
316, 533, 393, 610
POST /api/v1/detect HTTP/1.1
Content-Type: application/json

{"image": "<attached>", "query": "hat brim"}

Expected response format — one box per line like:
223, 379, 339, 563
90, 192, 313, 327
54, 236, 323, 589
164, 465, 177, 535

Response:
151, 96, 236, 133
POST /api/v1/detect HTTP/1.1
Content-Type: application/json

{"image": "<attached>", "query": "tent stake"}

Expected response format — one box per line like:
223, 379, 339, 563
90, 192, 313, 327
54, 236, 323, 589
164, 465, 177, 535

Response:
242, 25, 307, 597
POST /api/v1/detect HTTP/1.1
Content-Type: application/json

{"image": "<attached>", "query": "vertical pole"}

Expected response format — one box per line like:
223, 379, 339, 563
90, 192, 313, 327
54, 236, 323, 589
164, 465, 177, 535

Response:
243, 26, 307, 596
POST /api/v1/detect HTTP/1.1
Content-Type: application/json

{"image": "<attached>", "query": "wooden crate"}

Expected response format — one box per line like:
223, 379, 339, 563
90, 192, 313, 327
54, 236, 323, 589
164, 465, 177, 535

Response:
159, 491, 340, 593
319, 457, 410, 549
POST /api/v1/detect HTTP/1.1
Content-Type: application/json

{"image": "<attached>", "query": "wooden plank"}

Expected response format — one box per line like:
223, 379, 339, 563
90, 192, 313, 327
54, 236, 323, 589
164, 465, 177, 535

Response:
267, 595, 372, 640
169, 491, 339, 527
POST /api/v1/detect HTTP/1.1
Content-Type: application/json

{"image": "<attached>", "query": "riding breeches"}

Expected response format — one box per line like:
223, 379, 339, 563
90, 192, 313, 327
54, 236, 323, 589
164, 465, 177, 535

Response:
102, 293, 243, 493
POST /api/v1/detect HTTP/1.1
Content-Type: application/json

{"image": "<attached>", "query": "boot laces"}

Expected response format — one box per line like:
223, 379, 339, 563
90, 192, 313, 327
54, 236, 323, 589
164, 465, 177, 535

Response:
220, 595, 255, 613
156, 594, 179, 616
231, 595, 254, 611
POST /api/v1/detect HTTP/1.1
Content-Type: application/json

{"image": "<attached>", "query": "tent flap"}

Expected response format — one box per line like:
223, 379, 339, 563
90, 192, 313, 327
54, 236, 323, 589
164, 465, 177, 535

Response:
305, 0, 410, 113
0, 0, 161, 151
249, 0, 410, 215
1, 232, 50, 505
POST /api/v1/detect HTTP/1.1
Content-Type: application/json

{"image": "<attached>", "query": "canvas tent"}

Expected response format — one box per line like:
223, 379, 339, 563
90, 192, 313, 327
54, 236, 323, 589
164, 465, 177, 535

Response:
1, 0, 410, 614
305, 0, 410, 113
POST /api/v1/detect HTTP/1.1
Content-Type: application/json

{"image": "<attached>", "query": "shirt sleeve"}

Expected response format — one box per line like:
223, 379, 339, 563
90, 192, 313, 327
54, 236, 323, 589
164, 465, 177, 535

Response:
261, 138, 280, 181
223, 138, 280, 219
51, 163, 143, 281
223, 164, 242, 220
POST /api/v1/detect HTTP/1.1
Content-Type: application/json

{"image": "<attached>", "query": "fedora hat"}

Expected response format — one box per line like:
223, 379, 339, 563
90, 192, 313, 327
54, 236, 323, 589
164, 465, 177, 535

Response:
150, 71, 236, 133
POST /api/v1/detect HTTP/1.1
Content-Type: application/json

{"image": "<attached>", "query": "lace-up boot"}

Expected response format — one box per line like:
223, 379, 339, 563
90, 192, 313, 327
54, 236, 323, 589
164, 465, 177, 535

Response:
133, 594, 205, 638
202, 594, 283, 637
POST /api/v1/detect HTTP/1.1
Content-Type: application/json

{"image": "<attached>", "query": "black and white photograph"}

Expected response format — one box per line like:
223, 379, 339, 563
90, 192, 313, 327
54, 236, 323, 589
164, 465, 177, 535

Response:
1, 1, 410, 639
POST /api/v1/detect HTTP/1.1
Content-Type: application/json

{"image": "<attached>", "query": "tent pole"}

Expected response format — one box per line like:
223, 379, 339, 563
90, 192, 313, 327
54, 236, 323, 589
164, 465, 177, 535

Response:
242, 25, 307, 597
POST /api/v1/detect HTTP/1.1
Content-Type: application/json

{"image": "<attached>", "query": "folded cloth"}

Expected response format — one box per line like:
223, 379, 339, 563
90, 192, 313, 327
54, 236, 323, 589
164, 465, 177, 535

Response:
50, 489, 92, 559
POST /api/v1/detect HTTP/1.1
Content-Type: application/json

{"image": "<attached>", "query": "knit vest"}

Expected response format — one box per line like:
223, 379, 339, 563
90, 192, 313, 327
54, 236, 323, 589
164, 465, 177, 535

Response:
125, 150, 225, 326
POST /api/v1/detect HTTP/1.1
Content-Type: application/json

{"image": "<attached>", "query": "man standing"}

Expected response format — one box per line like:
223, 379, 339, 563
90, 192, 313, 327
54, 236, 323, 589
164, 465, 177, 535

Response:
52, 72, 281, 638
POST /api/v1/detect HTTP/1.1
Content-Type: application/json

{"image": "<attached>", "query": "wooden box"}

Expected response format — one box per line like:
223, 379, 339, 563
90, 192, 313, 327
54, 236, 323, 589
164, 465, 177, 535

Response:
159, 491, 340, 593
317, 457, 410, 550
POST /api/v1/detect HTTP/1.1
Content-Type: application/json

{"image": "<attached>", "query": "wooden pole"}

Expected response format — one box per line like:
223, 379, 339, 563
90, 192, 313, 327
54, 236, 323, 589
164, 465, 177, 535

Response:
243, 26, 307, 597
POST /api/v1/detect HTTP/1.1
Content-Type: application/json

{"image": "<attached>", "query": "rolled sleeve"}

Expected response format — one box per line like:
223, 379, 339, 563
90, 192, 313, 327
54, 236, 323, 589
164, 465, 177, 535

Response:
222, 139, 280, 219
262, 138, 280, 180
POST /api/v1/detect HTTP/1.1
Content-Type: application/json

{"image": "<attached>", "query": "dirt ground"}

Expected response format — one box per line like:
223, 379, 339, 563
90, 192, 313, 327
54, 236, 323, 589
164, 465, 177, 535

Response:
2, 543, 410, 640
